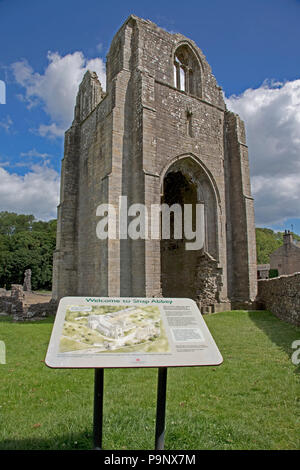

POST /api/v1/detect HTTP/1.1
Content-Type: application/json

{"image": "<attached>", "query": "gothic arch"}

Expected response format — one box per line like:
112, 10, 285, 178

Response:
160, 154, 219, 259
160, 155, 221, 302
172, 42, 203, 98
160, 154, 220, 203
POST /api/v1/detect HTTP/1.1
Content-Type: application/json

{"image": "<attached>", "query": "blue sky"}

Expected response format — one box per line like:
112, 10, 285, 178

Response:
0, 0, 300, 233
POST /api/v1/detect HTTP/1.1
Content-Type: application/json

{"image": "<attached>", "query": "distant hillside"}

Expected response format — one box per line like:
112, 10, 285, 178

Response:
256, 228, 300, 264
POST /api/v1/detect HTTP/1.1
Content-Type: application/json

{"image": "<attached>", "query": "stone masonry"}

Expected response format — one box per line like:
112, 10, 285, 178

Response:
52, 15, 257, 312
23, 269, 32, 292
270, 230, 300, 276
0, 284, 55, 320
258, 273, 300, 326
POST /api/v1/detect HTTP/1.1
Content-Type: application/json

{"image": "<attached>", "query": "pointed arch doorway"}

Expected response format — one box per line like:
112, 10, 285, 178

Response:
160, 156, 221, 306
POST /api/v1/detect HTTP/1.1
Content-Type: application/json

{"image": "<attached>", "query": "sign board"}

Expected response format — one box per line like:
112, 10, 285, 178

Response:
45, 297, 223, 369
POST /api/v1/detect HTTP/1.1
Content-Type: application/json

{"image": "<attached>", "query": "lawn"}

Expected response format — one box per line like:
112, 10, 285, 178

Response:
0, 310, 299, 450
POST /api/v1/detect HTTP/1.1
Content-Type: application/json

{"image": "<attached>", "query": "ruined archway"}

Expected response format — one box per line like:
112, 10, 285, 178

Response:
160, 156, 222, 307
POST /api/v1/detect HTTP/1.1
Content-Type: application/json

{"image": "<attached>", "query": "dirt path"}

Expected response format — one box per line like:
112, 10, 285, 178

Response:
23, 291, 52, 306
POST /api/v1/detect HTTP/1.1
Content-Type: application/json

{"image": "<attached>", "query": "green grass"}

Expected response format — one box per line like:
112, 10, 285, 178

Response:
0, 311, 299, 450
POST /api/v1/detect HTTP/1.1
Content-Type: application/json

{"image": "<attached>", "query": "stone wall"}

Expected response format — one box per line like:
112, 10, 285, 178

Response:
0, 285, 56, 320
52, 14, 257, 308
26, 300, 57, 319
257, 273, 300, 326
195, 252, 223, 309
0, 286, 25, 318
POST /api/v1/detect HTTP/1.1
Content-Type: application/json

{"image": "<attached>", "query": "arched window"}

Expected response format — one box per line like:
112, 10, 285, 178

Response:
173, 45, 201, 97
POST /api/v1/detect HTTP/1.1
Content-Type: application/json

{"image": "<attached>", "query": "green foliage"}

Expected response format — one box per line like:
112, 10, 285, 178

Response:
1, 209, 299, 290
269, 269, 279, 278
0, 212, 57, 290
256, 227, 300, 264
256, 228, 282, 264
0, 212, 35, 236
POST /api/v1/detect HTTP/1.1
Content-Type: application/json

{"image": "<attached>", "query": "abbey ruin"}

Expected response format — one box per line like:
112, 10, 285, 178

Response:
52, 15, 257, 312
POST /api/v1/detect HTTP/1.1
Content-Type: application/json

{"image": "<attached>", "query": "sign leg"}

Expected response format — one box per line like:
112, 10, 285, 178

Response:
93, 368, 104, 450
155, 367, 168, 450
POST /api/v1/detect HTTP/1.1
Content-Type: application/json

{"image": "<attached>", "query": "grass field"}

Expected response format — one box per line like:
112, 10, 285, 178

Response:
0, 310, 299, 450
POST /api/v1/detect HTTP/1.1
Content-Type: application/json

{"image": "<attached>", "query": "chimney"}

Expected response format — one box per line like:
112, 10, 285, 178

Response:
283, 230, 293, 245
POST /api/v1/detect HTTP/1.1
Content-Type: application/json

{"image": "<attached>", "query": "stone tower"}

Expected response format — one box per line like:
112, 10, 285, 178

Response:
52, 15, 257, 312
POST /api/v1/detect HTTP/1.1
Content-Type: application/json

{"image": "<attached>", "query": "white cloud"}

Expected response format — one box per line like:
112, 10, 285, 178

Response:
11, 51, 106, 138
0, 115, 13, 133
20, 148, 51, 159
10, 49, 300, 228
35, 123, 65, 139
0, 164, 60, 220
226, 79, 300, 226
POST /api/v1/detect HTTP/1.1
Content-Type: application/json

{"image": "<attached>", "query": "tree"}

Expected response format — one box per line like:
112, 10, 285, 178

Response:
256, 228, 300, 264
0, 212, 57, 290
0, 211, 35, 235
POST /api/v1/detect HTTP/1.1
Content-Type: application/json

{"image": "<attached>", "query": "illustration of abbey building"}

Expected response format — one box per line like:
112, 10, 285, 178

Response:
52, 15, 257, 312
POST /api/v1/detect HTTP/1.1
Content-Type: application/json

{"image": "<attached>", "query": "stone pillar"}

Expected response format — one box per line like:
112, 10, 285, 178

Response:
11, 284, 24, 301
52, 124, 80, 301
225, 111, 257, 305
10, 284, 25, 318
23, 269, 32, 292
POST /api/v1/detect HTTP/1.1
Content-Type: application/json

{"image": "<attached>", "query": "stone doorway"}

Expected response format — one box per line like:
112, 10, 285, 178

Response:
160, 157, 222, 308
161, 169, 199, 299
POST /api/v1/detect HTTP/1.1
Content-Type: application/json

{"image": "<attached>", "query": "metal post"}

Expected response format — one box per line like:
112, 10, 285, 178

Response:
93, 368, 104, 450
155, 367, 168, 450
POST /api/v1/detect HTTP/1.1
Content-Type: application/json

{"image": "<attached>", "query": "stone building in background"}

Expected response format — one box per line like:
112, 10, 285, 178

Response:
257, 264, 270, 280
270, 230, 300, 276
52, 15, 257, 312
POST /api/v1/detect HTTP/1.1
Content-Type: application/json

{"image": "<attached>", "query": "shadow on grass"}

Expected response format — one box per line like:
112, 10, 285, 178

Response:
0, 432, 157, 451
0, 431, 94, 451
248, 310, 300, 374
0, 315, 55, 325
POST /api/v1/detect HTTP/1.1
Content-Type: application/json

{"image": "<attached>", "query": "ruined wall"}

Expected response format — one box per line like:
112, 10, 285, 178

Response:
224, 112, 257, 305
0, 285, 56, 320
0, 286, 24, 317
52, 15, 257, 310
258, 273, 300, 326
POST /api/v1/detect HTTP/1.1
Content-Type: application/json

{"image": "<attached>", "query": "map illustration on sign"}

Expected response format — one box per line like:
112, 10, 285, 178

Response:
60, 305, 171, 354
46, 297, 223, 369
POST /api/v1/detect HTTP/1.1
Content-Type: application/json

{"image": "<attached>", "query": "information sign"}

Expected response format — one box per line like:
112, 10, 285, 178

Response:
45, 297, 223, 369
